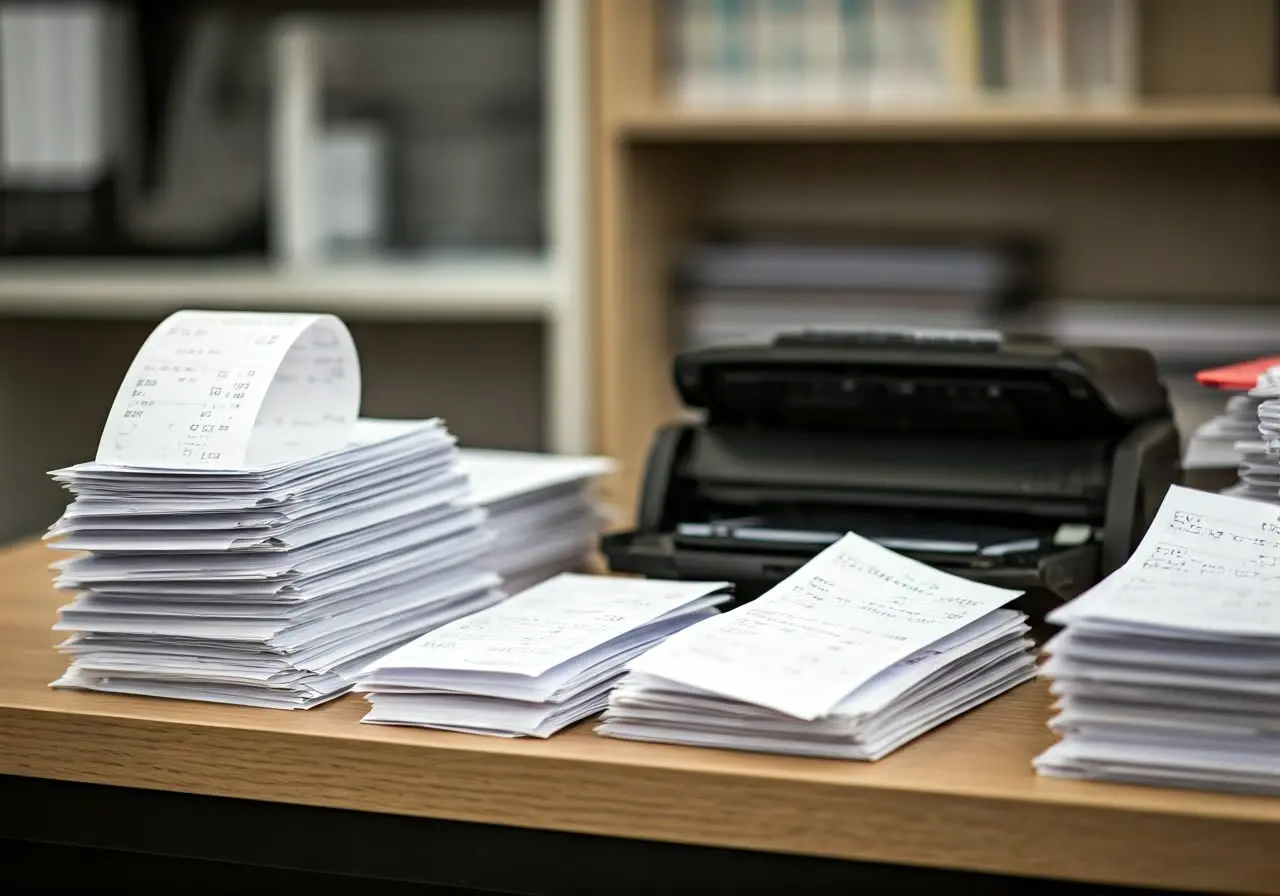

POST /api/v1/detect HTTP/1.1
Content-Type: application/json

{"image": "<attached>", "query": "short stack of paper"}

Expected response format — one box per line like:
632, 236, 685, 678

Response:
1036, 485, 1280, 795
598, 532, 1036, 760
355, 574, 732, 737
456, 448, 615, 594
45, 309, 504, 709
1184, 393, 1265, 478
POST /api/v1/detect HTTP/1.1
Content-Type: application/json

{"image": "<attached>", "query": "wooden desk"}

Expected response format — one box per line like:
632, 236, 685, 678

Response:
1, 538, 1278, 894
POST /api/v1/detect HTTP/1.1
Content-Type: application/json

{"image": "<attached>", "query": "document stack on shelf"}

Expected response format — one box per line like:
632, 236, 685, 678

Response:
46, 310, 501, 709
598, 532, 1035, 760
355, 574, 732, 737
1036, 486, 1280, 794
457, 449, 616, 595
675, 240, 1030, 353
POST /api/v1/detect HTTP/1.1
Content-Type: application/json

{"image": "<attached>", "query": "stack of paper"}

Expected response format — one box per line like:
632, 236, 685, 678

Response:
1184, 363, 1280, 504
46, 310, 502, 709
1239, 368, 1280, 505
456, 449, 615, 595
1184, 393, 1265, 476
1036, 485, 1280, 795
598, 532, 1035, 760
48, 419, 500, 709
355, 573, 732, 737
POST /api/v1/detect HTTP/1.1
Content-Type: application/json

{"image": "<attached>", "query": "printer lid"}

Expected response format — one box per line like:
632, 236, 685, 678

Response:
673, 329, 1170, 441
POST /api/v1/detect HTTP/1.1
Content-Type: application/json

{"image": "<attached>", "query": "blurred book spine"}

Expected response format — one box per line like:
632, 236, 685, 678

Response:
665, 0, 1138, 108
673, 239, 1040, 351
0, 1, 127, 251
840, 0, 875, 104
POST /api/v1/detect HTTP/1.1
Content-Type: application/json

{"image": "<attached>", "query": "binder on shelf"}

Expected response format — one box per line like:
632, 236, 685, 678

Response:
663, 0, 1138, 110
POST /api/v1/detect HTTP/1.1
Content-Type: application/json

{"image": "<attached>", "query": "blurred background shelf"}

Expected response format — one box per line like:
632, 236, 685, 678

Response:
0, 259, 555, 318
618, 101, 1280, 141
592, 0, 1280, 523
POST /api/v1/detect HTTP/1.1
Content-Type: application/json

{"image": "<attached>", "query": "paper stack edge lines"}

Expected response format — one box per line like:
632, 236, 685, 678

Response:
355, 573, 733, 738
455, 448, 617, 597
1186, 362, 1280, 502
1036, 485, 1280, 796
597, 531, 1036, 761
44, 309, 615, 710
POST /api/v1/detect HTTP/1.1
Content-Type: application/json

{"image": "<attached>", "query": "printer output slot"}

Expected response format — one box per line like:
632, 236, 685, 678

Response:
602, 527, 1100, 618
671, 501, 1097, 572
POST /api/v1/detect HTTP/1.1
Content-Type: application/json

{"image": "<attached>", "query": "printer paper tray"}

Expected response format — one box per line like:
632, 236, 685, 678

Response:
601, 531, 1098, 621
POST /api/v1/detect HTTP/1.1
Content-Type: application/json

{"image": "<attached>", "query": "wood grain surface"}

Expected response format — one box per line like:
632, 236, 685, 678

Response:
2, 538, 1279, 892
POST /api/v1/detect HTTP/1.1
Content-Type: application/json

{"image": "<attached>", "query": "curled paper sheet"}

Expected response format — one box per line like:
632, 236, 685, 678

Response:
1251, 365, 1280, 399
96, 310, 361, 470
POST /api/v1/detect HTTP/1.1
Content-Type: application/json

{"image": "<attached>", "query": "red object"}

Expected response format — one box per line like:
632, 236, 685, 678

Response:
1196, 356, 1280, 390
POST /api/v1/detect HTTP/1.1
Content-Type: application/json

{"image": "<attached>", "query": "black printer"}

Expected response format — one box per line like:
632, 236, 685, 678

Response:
601, 329, 1181, 621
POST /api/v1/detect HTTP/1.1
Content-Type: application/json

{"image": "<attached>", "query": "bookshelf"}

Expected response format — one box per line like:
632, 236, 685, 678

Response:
0, 0, 588, 455
591, 0, 1280, 520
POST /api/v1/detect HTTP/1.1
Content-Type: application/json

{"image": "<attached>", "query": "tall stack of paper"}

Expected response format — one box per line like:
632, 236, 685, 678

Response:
46, 310, 501, 709
1183, 393, 1264, 476
1238, 368, 1280, 505
456, 449, 615, 595
355, 574, 732, 737
598, 532, 1035, 760
1036, 485, 1280, 794
1184, 362, 1280, 503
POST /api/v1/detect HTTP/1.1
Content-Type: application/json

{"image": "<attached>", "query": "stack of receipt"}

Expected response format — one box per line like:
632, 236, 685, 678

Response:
1036, 485, 1280, 795
457, 449, 615, 594
1184, 393, 1266, 477
598, 532, 1035, 760
1231, 367, 1280, 505
46, 311, 501, 709
355, 573, 732, 737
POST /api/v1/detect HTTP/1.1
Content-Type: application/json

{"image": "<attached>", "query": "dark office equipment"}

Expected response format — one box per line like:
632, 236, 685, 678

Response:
602, 328, 1181, 620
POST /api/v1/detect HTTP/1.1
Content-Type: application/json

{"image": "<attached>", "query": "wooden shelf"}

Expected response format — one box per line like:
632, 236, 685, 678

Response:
617, 101, 1280, 142
0, 258, 555, 319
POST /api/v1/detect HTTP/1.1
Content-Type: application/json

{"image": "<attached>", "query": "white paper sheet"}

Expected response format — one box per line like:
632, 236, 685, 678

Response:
627, 531, 1023, 721
367, 573, 732, 679
455, 449, 616, 507
96, 310, 360, 470
1048, 485, 1280, 637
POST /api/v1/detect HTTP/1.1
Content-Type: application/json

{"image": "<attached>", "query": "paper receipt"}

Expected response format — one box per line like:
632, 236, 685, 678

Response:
95, 310, 361, 470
